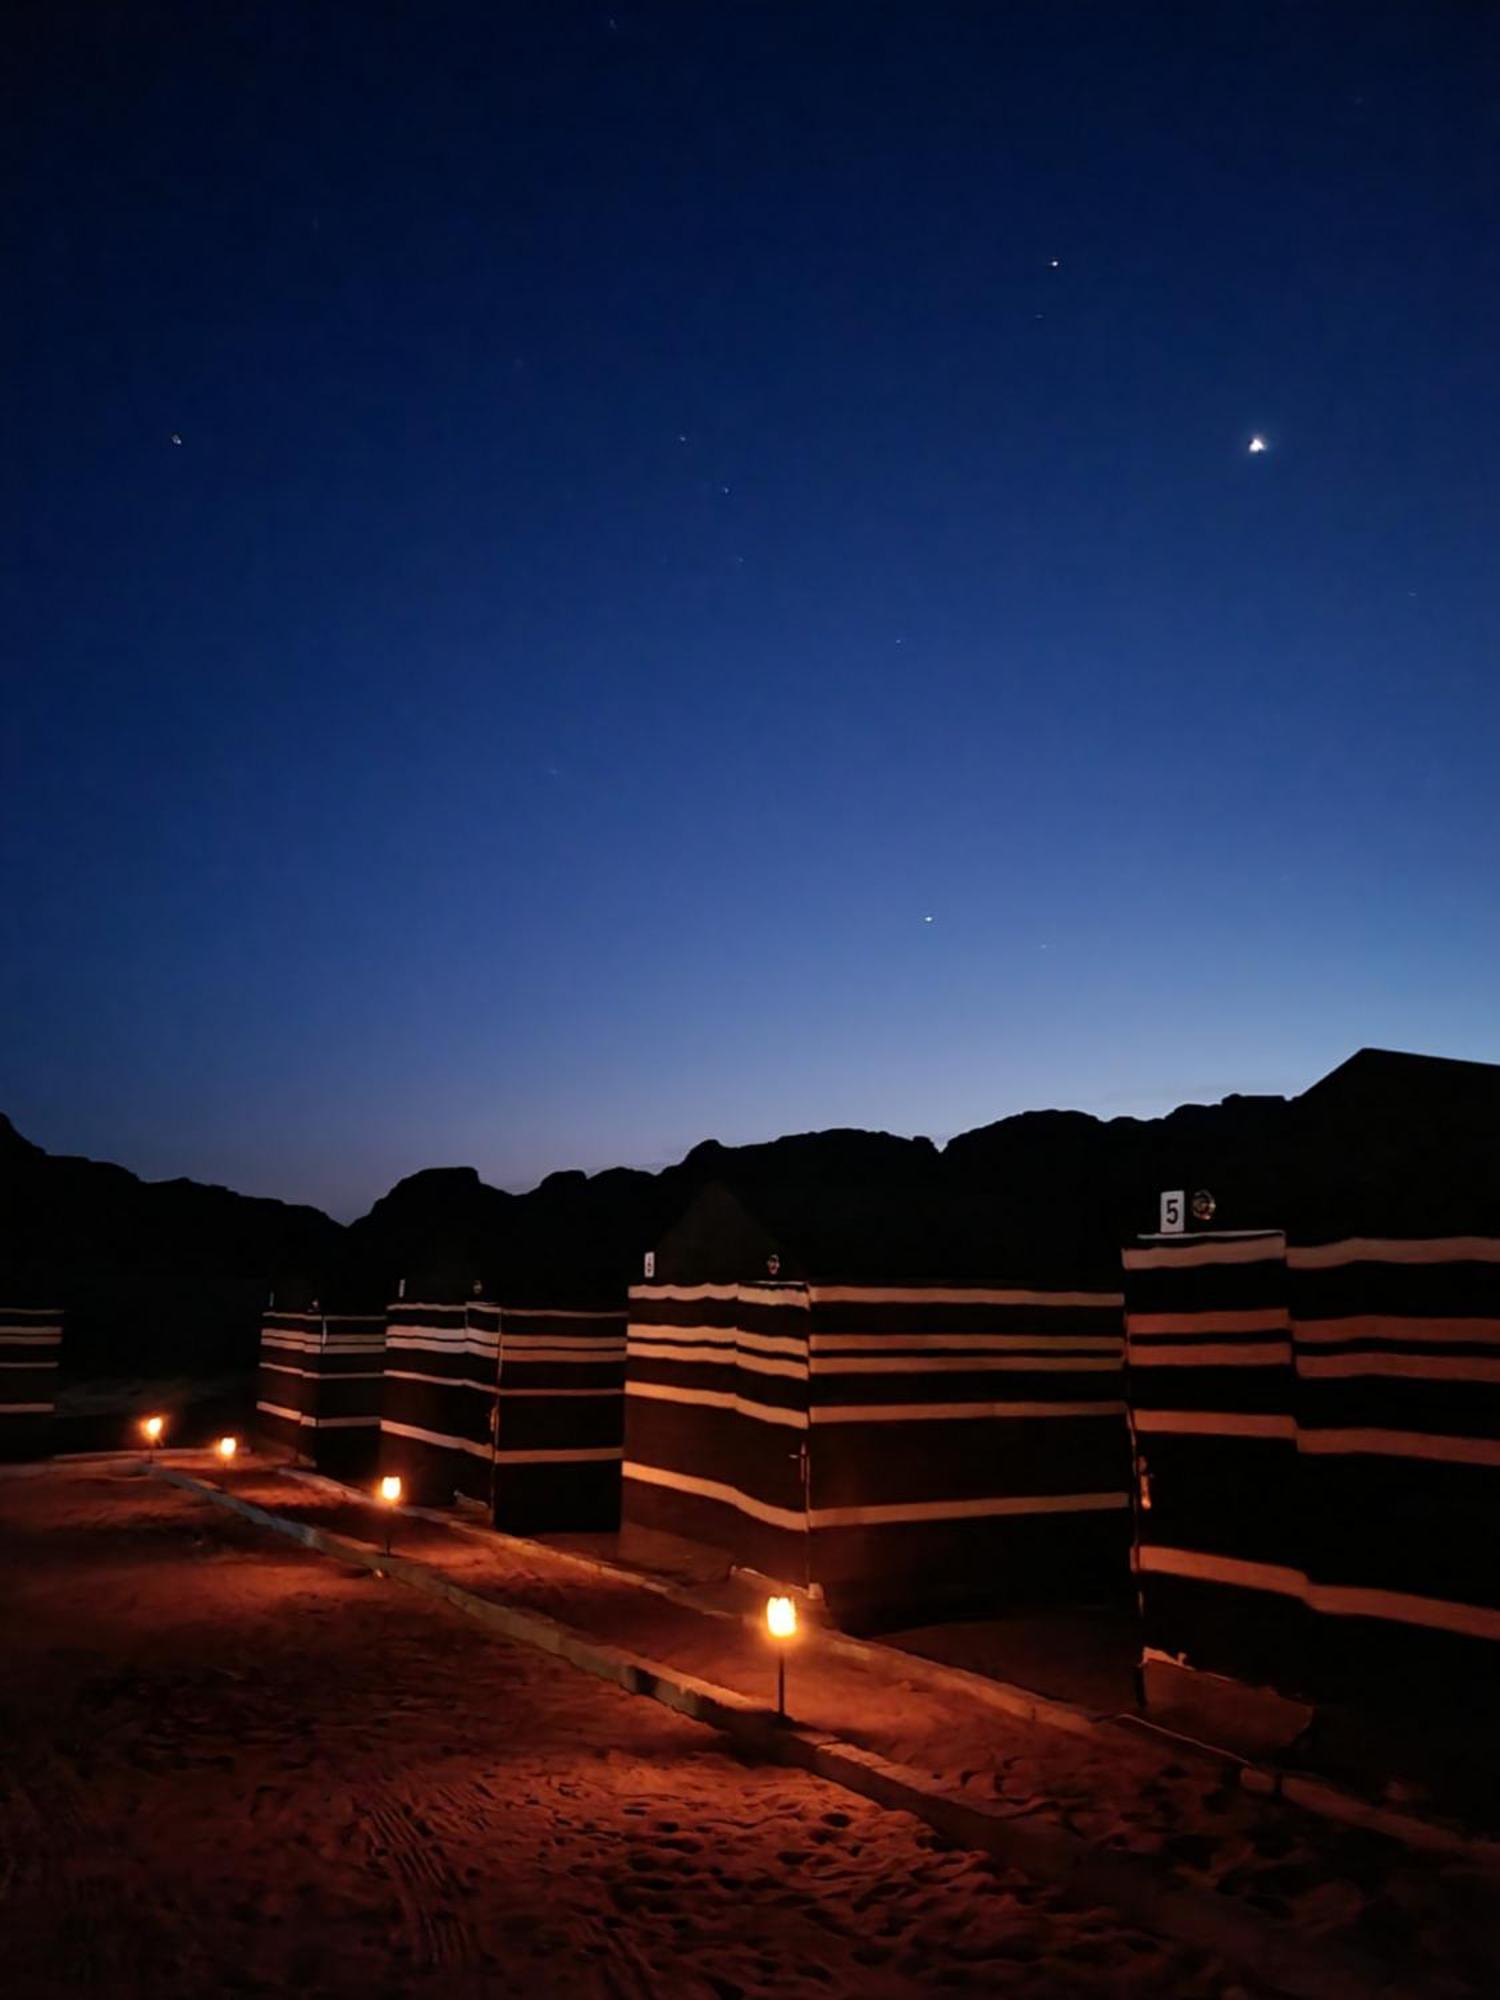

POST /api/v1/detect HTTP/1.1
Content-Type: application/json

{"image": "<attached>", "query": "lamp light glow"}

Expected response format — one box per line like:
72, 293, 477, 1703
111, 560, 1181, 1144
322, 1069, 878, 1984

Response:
377, 1472, 403, 1552
216, 1435, 238, 1461
766, 1595, 797, 1640
143, 1415, 164, 1445
766, 1595, 797, 1717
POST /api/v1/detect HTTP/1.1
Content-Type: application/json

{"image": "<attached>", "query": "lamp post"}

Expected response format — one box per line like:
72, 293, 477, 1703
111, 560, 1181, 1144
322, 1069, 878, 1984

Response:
216, 1435, 239, 1465
141, 1413, 165, 1460
766, 1595, 797, 1718
378, 1474, 403, 1555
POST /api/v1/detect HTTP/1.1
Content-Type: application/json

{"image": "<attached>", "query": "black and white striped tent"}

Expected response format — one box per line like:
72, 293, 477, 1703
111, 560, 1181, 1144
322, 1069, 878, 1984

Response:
625, 1183, 1131, 1621
1125, 1229, 1500, 1713
377, 1289, 627, 1528
0, 1306, 63, 1460
1123, 1231, 1303, 1695
1291, 1234, 1500, 1707
254, 1302, 388, 1478
254, 1307, 323, 1460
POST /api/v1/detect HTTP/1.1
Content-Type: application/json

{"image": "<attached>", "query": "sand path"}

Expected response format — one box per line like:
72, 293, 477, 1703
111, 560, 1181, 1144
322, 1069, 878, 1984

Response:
0, 1463, 1244, 1998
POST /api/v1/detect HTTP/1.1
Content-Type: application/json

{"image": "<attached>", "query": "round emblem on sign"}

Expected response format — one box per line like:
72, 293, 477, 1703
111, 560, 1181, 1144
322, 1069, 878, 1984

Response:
1190, 1190, 1216, 1222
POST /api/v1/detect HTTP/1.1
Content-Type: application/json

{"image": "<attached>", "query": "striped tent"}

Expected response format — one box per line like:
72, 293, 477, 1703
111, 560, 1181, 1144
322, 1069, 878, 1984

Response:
0, 1306, 63, 1460
491, 1304, 626, 1531
1123, 1230, 1500, 1715
309, 1312, 388, 1480
255, 1305, 388, 1477
1122, 1232, 1303, 1696
625, 1183, 1131, 1621
378, 1293, 627, 1527
378, 1297, 478, 1505
1290, 1235, 1500, 1710
254, 1308, 323, 1460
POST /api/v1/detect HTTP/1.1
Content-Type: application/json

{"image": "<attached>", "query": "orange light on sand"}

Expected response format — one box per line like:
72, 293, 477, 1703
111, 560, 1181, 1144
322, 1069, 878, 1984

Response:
377, 1474, 402, 1554
216, 1435, 238, 1461
143, 1415, 164, 1445
766, 1596, 797, 1718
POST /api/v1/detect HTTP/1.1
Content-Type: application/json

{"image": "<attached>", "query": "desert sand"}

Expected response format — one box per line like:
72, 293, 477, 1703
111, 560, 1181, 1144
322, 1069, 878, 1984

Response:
0, 1462, 1251, 1998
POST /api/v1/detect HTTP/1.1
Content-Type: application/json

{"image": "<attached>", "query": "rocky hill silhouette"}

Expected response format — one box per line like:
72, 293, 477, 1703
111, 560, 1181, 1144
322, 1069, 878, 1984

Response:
5, 1048, 1496, 1376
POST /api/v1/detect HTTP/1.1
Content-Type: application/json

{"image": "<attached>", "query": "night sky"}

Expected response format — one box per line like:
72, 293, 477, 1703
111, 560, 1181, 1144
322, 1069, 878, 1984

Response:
6, 3, 1498, 1218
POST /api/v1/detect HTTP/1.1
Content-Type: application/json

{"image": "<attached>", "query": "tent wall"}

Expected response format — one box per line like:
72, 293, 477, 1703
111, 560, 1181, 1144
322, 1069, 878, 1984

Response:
453, 1303, 500, 1506
494, 1306, 626, 1532
624, 1282, 812, 1585
310, 1313, 387, 1480
1289, 1236, 1500, 1708
379, 1302, 476, 1504
377, 1298, 629, 1527
254, 1310, 321, 1459
0, 1306, 62, 1460
1123, 1234, 1302, 1693
805, 1283, 1130, 1620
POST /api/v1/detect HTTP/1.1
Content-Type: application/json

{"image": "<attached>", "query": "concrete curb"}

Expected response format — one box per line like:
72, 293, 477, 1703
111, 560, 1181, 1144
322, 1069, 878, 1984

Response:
153, 1464, 1428, 1999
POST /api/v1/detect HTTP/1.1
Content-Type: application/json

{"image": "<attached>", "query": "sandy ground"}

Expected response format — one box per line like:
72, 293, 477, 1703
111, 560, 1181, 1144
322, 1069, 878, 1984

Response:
157, 1457, 1497, 1995
0, 1463, 1254, 1999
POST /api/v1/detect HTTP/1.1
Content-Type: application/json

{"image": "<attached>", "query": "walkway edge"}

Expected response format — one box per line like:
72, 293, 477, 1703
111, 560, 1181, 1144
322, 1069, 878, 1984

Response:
154, 1464, 1420, 1999
274, 1462, 1500, 1868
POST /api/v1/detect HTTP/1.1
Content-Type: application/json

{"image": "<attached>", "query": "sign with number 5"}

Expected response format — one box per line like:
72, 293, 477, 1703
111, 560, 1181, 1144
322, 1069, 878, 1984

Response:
1159, 1190, 1185, 1234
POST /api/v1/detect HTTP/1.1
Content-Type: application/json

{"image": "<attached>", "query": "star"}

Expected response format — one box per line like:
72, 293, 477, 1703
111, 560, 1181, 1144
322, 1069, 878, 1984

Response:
1048, 258, 1060, 268
1247, 435, 1268, 454
170, 433, 183, 445
922, 914, 934, 924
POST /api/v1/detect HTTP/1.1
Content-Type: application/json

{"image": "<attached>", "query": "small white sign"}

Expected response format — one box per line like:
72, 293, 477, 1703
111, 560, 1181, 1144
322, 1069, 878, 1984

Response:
643, 1250, 656, 1279
1159, 1190, 1186, 1235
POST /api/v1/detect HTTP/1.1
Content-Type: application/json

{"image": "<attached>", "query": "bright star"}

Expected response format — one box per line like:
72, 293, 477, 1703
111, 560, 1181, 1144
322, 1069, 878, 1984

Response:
1248, 435, 1268, 454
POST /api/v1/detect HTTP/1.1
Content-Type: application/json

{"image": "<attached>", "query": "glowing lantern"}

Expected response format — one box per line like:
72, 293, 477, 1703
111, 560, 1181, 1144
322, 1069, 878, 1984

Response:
142, 1414, 165, 1450
377, 1473, 403, 1553
216, 1435, 238, 1462
766, 1595, 798, 1717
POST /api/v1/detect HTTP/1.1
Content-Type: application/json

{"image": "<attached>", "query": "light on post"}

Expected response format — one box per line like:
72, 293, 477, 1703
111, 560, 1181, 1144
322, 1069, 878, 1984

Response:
142, 1414, 165, 1457
216, 1435, 238, 1463
766, 1595, 798, 1718
378, 1473, 403, 1554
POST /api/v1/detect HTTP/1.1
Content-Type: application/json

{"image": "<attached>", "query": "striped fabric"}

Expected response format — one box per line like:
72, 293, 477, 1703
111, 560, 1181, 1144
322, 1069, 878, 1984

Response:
310, 1314, 388, 1480
1289, 1237, 1500, 1704
1123, 1233, 1302, 1692
625, 1280, 1129, 1616
493, 1306, 627, 1531
378, 1302, 477, 1505
625, 1283, 813, 1585
1125, 1232, 1500, 1710
807, 1282, 1129, 1618
0, 1306, 62, 1461
254, 1311, 322, 1460
378, 1299, 629, 1525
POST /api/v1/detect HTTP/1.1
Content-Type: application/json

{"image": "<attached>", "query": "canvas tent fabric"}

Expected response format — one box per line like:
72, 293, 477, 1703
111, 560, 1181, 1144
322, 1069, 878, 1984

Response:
376, 1296, 627, 1525
1123, 1230, 1500, 1713
625, 1184, 1131, 1620
1122, 1232, 1302, 1694
254, 1309, 323, 1460
308, 1312, 388, 1479
255, 1308, 388, 1476
1289, 1235, 1500, 1708
489, 1305, 626, 1530
0, 1306, 63, 1460
378, 1300, 478, 1505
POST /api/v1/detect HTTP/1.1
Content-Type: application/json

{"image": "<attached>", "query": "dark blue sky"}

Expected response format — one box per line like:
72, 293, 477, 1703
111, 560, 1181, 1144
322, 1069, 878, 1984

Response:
5, 2, 1498, 1218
